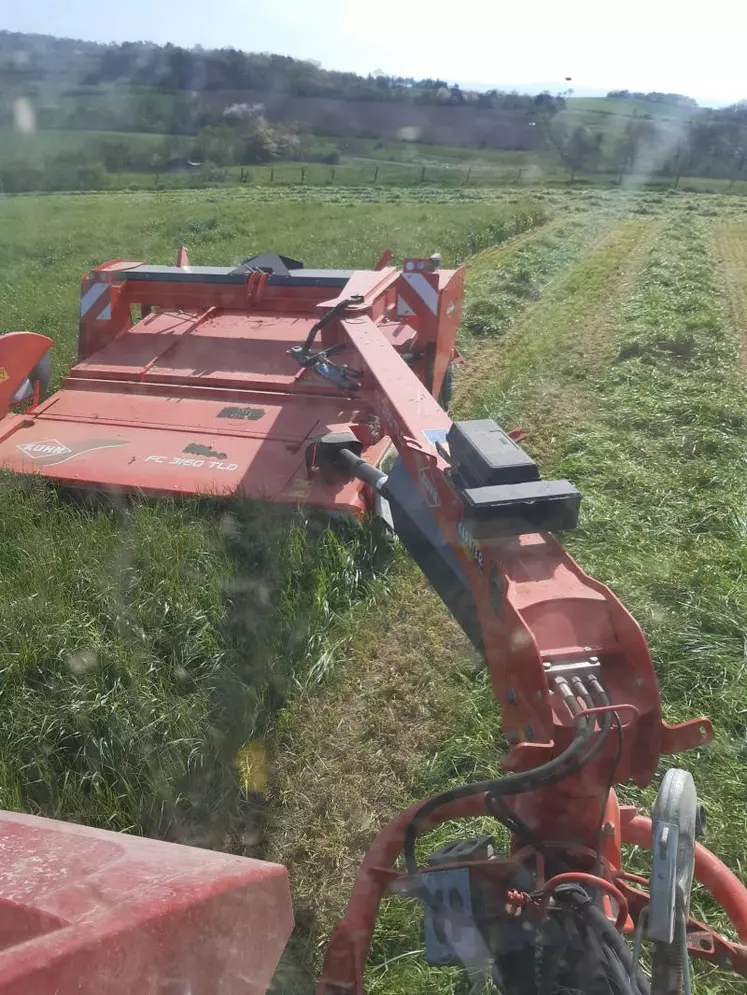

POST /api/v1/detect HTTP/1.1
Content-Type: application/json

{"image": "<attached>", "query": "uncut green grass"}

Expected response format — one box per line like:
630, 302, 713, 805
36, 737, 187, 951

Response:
0, 188, 545, 843
0, 188, 545, 378
0, 482, 395, 841
358, 207, 747, 994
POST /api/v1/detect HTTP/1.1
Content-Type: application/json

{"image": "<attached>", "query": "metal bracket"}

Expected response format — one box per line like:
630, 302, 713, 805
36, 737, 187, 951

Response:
648, 769, 698, 944
543, 657, 601, 679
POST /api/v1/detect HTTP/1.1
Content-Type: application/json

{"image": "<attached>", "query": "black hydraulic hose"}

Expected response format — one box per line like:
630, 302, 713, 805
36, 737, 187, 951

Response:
299, 294, 364, 358
485, 792, 568, 876
404, 673, 622, 874
558, 886, 651, 995
592, 908, 650, 995
602, 942, 641, 995
404, 715, 594, 874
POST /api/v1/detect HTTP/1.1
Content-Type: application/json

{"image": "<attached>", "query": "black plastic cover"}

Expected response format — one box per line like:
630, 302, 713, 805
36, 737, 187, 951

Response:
447, 419, 539, 488
462, 479, 581, 537
383, 458, 484, 652
123, 265, 352, 288
427, 835, 496, 866
231, 252, 304, 276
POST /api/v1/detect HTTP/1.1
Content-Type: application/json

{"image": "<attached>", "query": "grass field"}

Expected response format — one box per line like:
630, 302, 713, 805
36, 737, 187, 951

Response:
0, 127, 169, 165
0, 186, 547, 840
3, 182, 747, 993
0, 91, 727, 195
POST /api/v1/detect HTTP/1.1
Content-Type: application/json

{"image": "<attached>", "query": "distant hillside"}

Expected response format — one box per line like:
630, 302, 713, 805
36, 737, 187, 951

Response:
1, 29, 747, 194
0, 29, 565, 152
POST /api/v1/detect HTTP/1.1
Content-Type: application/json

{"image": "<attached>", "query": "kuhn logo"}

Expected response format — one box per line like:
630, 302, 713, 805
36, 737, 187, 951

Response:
18, 439, 71, 460
15, 438, 127, 467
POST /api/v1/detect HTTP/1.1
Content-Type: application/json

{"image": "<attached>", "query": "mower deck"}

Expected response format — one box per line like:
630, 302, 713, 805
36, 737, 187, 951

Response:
0, 305, 404, 511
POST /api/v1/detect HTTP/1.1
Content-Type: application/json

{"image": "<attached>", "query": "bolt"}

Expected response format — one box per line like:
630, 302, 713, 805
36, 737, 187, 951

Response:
543, 660, 553, 670
534, 689, 543, 701
507, 689, 517, 705
525, 724, 535, 741
602, 821, 615, 837
507, 731, 519, 746
635, 677, 645, 688
700, 725, 708, 739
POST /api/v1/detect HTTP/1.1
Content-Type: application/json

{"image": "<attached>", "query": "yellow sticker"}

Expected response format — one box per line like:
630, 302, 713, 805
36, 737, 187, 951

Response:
0, 368, 8, 383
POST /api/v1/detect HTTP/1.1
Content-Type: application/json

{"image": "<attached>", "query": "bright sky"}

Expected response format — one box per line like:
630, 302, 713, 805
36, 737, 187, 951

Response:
5, 0, 747, 104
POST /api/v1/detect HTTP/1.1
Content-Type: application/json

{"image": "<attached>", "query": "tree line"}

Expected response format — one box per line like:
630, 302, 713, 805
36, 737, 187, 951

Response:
606, 90, 699, 108
546, 102, 747, 185
0, 30, 566, 114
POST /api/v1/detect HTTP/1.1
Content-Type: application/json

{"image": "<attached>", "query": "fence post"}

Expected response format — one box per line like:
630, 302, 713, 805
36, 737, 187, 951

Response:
331, 167, 335, 183
373, 166, 379, 183
516, 168, 523, 184
270, 167, 274, 183
301, 166, 306, 183
464, 167, 472, 185
421, 165, 426, 182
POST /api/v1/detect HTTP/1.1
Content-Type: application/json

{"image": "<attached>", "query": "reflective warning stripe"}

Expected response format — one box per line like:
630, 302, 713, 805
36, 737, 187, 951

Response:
396, 294, 415, 317
99, 303, 112, 321
80, 282, 109, 319
403, 272, 439, 314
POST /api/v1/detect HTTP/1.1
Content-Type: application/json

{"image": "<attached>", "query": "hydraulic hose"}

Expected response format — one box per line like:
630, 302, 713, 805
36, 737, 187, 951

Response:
404, 704, 596, 874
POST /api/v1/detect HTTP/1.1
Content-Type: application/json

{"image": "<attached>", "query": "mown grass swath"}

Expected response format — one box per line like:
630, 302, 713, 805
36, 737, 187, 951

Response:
353, 210, 747, 995
262, 194, 747, 995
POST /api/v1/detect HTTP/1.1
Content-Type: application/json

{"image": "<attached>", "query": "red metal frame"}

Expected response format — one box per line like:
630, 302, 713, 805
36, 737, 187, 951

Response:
306, 309, 745, 990
317, 793, 747, 993
0, 256, 461, 513
0, 810, 293, 995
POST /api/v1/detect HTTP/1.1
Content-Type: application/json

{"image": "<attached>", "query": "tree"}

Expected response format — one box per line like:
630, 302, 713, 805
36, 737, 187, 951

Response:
613, 119, 658, 182
669, 124, 695, 188
719, 122, 747, 188
549, 123, 602, 181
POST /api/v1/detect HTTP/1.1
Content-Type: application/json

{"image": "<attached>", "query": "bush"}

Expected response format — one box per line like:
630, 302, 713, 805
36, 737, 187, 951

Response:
0, 155, 113, 194
76, 164, 112, 190
0, 161, 43, 193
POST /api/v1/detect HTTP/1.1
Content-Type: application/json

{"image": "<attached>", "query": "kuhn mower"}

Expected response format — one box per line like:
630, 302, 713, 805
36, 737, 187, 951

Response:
0, 247, 745, 994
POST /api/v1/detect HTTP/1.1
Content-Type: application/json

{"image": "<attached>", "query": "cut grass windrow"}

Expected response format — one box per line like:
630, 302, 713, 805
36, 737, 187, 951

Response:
712, 223, 747, 366
460, 208, 619, 340
459, 212, 747, 995
268, 204, 747, 995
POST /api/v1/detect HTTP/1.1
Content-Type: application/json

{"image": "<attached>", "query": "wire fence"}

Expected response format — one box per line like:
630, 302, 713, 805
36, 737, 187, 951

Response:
145, 158, 542, 190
